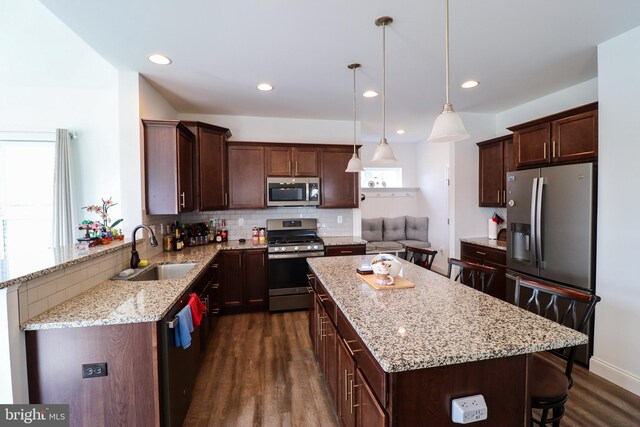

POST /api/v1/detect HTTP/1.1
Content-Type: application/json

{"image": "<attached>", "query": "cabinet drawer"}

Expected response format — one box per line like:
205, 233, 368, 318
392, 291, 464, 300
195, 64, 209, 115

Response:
325, 244, 366, 257
337, 309, 387, 407
315, 280, 336, 325
461, 242, 506, 267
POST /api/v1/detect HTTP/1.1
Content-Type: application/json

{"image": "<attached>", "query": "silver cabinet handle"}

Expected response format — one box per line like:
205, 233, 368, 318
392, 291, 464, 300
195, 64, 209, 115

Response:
552, 140, 557, 158
180, 192, 186, 208
503, 190, 506, 204
224, 193, 228, 206
295, 161, 298, 174
497, 190, 501, 204
543, 142, 547, 159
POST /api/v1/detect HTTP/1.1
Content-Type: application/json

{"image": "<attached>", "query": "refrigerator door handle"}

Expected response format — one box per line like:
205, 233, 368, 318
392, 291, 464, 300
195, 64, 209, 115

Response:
536, 177, 545, 267
530, 178, 538, 266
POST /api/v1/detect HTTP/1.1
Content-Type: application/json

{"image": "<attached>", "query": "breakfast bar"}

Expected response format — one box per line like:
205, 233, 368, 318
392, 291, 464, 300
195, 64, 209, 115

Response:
307, 255, 588, 426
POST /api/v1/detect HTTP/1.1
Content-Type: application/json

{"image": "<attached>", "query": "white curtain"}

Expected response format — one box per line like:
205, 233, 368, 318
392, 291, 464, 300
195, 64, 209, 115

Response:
52, 129, 74, 247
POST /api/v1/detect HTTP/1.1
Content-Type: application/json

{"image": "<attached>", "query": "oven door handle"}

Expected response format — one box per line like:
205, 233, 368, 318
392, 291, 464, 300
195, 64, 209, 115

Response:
268, 252, 325, 260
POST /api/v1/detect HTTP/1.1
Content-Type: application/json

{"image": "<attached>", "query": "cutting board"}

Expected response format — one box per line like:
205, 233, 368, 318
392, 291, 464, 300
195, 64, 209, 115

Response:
357, 273, 415, 290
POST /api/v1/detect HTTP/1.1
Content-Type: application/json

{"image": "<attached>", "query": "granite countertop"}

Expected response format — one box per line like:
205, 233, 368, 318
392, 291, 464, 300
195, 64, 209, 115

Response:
460, 237, 507, 251
322, 236, 367, 246
0, 239, 135, 290
21, 240, 266, 331
307, 256, 587, 373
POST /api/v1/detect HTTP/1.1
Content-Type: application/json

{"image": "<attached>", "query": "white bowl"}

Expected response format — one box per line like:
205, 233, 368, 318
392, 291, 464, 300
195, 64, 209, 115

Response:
370, 253, 402, 278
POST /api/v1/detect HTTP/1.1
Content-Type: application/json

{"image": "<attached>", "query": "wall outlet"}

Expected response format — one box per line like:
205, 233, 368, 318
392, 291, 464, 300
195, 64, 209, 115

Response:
451, 394, 488, 424
82, 363, 108, 379
238, 218, 244, 226
337, 215, 343, 224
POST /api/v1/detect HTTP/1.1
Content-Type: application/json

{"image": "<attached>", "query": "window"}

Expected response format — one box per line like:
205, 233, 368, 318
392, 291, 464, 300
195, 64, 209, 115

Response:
0, 133, 55, 263
361, 167, 403, 188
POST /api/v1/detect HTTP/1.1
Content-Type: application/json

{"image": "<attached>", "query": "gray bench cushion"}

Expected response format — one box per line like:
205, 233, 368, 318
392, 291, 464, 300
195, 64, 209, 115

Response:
406, 216, 428, 242
398, 240, 431, 249
362, 217, 383, 242
383, 217, 406, 241
369, 241, 405, 251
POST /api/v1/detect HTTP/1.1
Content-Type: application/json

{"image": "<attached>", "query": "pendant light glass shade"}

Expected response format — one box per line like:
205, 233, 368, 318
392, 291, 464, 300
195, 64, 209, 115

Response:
346, 63, 364, 172
371, 16, 396, 164
428, 0, 470, 143
372, 138, 396, 163
428, 104, 469, 143
345, 153, 364, 172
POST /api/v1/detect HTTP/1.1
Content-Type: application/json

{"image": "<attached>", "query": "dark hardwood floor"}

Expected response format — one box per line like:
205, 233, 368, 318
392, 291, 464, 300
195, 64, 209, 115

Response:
184, 312, 640, 427
183, 311, 337, 426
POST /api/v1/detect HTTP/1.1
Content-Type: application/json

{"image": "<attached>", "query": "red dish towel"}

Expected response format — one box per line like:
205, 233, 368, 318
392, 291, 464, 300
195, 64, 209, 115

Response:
188, 293, 206, 328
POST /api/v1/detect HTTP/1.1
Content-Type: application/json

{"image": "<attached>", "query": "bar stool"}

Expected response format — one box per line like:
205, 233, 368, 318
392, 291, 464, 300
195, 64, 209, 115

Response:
447, 258, 496, 294
405, 246, 437, 270
515, 276, 601, 427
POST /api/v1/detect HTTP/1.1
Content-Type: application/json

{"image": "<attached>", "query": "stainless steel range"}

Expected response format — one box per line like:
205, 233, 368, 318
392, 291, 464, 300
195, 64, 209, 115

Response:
267, 218, 324, 311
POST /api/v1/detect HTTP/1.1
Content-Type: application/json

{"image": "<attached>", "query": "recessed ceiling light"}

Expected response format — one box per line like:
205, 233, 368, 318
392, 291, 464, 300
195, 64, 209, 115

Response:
257, 83, 273, 91
396, 129, 405, 135
148, 54, 172, 65
461, 80, 479, 89
363, 90, 379, 98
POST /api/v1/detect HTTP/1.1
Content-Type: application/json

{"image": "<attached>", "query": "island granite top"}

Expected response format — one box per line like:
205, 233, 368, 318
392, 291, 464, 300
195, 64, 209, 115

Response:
307, 255, 587, 373
21, 240, 266, 331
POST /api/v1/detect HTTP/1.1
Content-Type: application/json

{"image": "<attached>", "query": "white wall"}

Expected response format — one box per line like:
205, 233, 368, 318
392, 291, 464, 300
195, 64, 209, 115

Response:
0, 0, 121, 233
449, 113, 498, 258
590, 26, 640, 396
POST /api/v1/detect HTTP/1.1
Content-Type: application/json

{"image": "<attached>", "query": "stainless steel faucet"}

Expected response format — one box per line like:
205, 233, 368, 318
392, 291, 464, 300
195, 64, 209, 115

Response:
130, 225, 158, 269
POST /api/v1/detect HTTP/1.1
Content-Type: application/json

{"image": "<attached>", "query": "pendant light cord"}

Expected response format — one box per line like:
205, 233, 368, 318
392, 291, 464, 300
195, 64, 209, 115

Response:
382, 21, 387, 141
445, 0, 450, 106
353, 66, 357, 155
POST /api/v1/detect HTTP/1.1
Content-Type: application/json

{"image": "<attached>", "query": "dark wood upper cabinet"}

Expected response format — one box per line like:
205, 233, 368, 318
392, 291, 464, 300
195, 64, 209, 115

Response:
319, 146, 359, 208
266, 145, 318, 177
142, 119, 195, 214
183, 121, 231, 211
227, 143, 266, 209
552, 110, 598, 163
477, 135, 512, 208
509, 102, 598, 169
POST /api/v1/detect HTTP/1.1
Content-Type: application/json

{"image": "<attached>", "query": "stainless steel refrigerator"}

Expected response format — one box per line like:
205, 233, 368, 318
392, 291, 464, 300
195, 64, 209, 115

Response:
506, 162, 597, 364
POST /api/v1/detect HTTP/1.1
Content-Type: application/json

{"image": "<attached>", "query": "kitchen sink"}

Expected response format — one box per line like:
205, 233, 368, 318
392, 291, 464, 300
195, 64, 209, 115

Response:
127, 263, 197, 281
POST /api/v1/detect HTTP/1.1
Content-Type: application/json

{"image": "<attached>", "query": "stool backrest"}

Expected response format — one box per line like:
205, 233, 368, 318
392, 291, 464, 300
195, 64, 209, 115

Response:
447, 258, 496, 294
405, 246, 437, 270
515, 276, 601, 387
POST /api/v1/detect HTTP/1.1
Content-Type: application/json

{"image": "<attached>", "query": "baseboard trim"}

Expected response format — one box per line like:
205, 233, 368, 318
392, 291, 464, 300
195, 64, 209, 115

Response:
590, 357, 640, 396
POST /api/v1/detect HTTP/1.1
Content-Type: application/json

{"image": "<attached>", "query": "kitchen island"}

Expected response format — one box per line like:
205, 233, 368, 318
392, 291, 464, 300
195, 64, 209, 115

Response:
307, 255, 587, 426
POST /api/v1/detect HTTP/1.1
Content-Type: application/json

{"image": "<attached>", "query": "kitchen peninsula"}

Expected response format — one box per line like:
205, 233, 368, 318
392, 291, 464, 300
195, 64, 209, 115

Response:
307, 256, 587, 426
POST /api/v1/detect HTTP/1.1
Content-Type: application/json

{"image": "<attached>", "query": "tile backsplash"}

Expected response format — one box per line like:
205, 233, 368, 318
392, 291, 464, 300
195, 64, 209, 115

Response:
181, 207, 356, 239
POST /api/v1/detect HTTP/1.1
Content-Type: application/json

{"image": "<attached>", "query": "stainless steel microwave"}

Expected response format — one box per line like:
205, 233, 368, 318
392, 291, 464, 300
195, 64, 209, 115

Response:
266, 177, 320, 206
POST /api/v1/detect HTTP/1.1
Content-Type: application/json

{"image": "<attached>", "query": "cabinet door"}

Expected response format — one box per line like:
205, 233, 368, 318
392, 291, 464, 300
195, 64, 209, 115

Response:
292, 147, 318, 177
320, 147, 358, 208
514, 123, 551, 168
221, 251, 243, 309
552, 110, 598, 163
338, 338, 356, 427
243, 250, 267, 308
355, 368, 387, 427
177, 127, 195, 212
196, 126, 227, 210
324, 318, 339, 406
228, 145, 266, 209
478, 140, 504, 207
266, 146, 292, 176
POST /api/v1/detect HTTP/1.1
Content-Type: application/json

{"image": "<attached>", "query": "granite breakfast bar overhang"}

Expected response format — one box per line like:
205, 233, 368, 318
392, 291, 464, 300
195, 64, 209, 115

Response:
306, 256, 587, 426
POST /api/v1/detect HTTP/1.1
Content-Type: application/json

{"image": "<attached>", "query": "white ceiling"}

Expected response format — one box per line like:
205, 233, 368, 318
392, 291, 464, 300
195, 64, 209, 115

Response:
39, 0, 640, 142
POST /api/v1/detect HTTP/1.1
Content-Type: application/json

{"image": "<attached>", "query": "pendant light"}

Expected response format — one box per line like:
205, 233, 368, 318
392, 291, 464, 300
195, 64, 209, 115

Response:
428, 0, 470, 143
345, 63, 364, 173
371, 16, 397, 163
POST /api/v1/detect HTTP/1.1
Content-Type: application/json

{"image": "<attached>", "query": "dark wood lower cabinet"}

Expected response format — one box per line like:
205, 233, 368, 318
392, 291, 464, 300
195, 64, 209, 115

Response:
220, 249, 267, 313
460, 241, 507, 301
309, 268, 532, 427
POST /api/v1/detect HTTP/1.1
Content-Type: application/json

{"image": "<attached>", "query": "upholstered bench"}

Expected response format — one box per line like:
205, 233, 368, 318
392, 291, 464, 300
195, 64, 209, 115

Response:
362, 216, 430, 255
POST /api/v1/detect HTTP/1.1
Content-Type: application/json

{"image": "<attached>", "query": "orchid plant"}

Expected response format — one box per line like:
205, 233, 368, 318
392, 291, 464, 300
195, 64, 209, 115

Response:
77, 197, 123, 238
